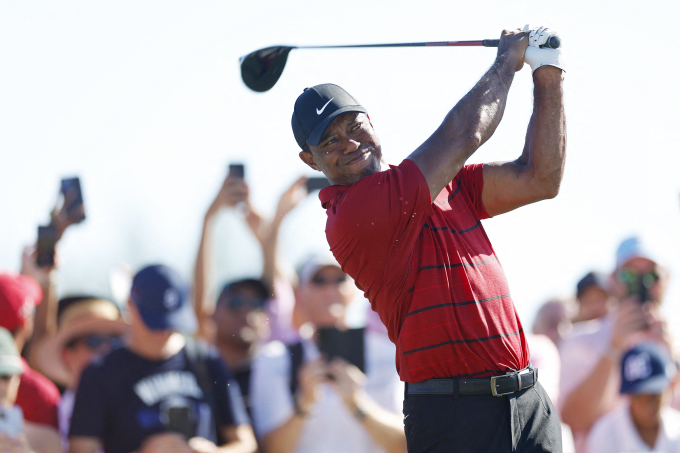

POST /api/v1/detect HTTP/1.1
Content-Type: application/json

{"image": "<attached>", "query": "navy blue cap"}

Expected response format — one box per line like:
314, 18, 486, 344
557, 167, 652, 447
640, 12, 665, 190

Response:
291, 83, 367, 148
130, 265, 197, 333
620, 342, 677, 395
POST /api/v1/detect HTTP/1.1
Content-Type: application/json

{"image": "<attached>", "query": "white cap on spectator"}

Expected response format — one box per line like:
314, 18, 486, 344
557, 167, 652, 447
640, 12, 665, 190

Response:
298, 252, 341, 286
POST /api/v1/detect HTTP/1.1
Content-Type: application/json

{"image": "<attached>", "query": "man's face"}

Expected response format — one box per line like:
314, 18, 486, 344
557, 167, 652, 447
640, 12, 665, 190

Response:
213, 286, 267, 347
613, 257, 666, 305
298, 266, 356, 328
299, 112, 382, 186
629, 393, 664, 429
0, 374, 20, 407
62, 333, 121, 386
577, 286, 611, 321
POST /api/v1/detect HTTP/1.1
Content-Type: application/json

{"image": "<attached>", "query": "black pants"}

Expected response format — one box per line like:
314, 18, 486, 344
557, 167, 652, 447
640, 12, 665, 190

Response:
403, 381, 562, 452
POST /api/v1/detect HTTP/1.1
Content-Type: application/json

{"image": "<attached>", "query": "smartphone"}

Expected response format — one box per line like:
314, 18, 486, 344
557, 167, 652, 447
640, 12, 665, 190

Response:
306, 177, 331, 192
317, 327, 365, 373
228, 163, 245, 179
166, 406, 195, 439
620, 269, 656, 304
0, 406, 24, 438
36, 225, 57, 267
60, 177, 86, 223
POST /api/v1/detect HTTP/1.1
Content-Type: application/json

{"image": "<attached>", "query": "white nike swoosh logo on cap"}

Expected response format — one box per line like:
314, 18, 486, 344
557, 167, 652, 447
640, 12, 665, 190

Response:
316, 98, 334, 115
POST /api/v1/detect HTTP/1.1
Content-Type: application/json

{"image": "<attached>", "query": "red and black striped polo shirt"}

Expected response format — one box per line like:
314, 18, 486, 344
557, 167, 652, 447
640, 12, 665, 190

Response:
320, 159, 529, 383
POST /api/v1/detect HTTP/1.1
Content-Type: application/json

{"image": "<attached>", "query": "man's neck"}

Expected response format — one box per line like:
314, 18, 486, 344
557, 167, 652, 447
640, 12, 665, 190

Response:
630, 407, 661, 449
215, 340, 256, 370
127, 331, 185, 361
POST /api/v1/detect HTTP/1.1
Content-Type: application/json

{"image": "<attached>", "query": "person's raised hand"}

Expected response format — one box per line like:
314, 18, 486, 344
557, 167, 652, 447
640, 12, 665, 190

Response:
187, 436, 218, 453
136, 433, 193, 453
327, 358, 367, 410
51, 188, 85, 241
642, 305, 675, 356
610, 299, 648, 354
523, 25, 565, 74
207, 176, 249, 218
275, 177, 308, 221
295, 358, 328, 414
497, 28, 529, 72
21, 244, 56, 287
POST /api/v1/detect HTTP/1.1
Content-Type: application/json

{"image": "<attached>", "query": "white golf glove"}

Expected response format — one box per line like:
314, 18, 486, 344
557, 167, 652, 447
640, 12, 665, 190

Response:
522, 24, 565, 73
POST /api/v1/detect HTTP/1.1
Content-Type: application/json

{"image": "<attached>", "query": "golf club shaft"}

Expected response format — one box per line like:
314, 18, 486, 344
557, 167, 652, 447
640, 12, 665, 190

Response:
294, 40, 499, 49
292, 36, 560, 50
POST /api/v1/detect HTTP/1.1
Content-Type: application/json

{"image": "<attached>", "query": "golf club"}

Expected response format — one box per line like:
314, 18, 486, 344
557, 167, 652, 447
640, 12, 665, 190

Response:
240, 37, 560, 92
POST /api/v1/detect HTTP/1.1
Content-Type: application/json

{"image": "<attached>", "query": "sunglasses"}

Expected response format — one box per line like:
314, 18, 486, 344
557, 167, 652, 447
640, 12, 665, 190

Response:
617, 269, 659, 287
310, 274, 348, 286
221, 295, 266, 311
66, 334, 123, 351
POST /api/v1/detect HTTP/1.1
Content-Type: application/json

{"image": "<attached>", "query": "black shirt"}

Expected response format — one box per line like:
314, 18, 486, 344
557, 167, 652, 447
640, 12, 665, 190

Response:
69, 344, 249, 453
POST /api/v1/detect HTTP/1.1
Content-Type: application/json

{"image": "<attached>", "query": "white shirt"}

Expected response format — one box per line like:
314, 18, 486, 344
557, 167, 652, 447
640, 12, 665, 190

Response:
250, 331, 404, 453
585, 401, 680, 453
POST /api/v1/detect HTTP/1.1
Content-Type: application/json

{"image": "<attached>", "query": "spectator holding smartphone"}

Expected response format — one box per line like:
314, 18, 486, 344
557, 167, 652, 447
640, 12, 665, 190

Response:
585, 342, 680, 452
249, 253, 406, 453
559, 235, 675, 452
193, 173, 312, 419
69, 265, 257, 453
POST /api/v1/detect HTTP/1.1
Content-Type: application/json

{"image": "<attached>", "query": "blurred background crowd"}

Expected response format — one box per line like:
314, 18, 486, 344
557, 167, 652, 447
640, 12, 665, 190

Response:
1, 173, 679, 453
2, 1, 680, 452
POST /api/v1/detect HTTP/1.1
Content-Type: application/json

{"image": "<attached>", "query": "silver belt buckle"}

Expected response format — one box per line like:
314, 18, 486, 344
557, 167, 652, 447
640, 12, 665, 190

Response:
490, 371, 520, 397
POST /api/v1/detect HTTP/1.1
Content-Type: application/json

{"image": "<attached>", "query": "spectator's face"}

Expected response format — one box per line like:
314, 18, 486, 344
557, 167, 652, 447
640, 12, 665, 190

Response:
629, 393, 664, 429
577, 286, 611, 321
62, 333, 120, 385
0, 374, 20, 407
613, 257, 667, 305
301, 113, 382, 186
532, 301, 571, 346
213, 286, 267, 347
300, 266, 356, 328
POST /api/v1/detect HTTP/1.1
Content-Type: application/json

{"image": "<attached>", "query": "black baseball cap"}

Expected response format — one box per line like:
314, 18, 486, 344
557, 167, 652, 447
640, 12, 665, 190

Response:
291, 83, 367, 149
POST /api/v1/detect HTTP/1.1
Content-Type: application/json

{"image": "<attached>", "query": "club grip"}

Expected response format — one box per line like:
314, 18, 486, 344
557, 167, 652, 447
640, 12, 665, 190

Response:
483, 36, 561, 49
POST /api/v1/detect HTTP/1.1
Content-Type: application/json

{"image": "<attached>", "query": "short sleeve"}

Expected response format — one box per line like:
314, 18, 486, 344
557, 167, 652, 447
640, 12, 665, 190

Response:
249, 342, 294, 438
325, 159, 432, 306
206, 349, 250, 427
69, 364, 108, 438
457, 164, 490, 219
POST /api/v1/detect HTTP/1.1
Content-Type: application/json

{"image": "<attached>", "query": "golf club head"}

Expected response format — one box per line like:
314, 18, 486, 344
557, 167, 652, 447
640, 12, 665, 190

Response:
240, 46, 294, 92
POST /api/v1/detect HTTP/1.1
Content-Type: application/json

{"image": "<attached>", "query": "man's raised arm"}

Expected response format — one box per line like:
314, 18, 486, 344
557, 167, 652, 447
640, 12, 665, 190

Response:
482, 64, 565, 217
408, 29, 528, 200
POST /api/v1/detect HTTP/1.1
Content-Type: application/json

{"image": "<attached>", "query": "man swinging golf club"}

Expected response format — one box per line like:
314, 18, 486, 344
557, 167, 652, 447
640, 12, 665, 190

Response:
292, 26, 565, 452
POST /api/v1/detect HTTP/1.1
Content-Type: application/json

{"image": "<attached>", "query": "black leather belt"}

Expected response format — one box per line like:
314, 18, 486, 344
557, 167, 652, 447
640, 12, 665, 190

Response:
407, 367, 538, 397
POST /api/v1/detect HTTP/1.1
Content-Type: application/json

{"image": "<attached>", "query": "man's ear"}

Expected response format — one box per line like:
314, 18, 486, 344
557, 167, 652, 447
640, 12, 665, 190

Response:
299, 150, 321, 171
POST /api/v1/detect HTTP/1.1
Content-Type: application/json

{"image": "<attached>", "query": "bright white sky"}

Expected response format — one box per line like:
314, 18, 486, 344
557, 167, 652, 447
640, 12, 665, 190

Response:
1, 0, 679, 328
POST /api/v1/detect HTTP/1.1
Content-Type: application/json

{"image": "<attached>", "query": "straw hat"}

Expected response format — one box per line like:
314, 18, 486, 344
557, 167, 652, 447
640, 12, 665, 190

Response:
34, 297, 128, 387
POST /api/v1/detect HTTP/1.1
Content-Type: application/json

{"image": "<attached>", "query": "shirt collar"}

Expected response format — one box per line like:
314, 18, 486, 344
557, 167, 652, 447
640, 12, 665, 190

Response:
318, 165, 396, 209
319, 185, 349, 209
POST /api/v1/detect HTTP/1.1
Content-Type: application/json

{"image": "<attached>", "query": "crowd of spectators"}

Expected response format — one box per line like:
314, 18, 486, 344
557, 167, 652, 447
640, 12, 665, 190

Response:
1, 172, 678, 453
